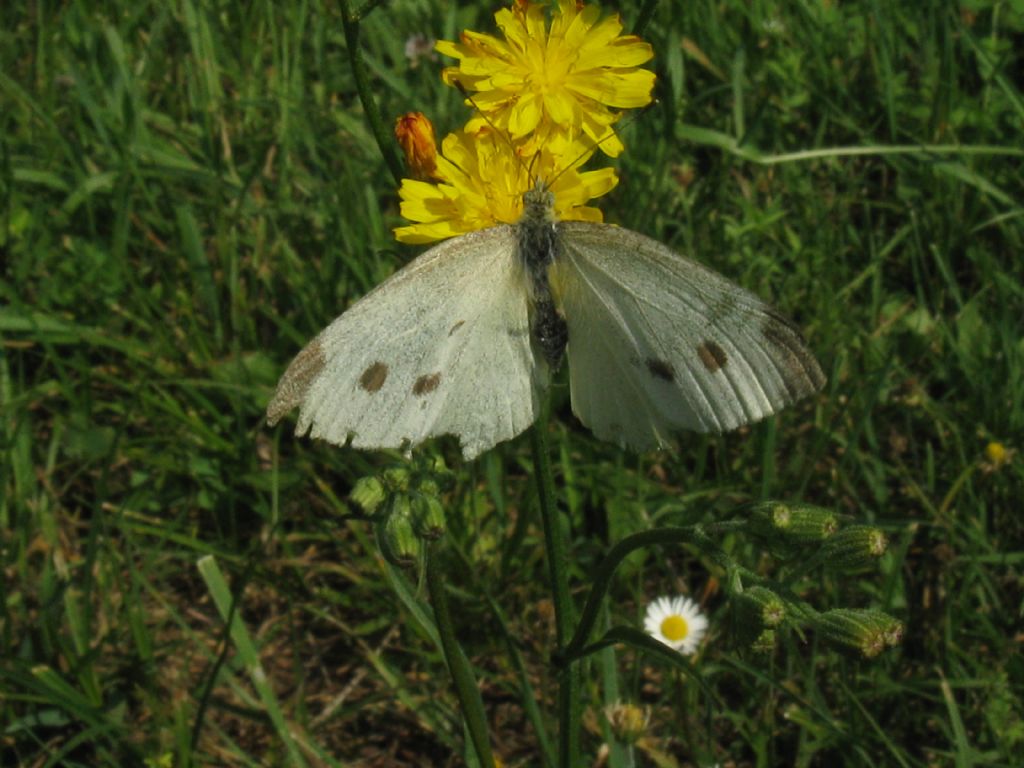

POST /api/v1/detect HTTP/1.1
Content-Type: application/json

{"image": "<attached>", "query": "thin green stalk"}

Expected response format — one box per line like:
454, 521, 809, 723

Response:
634, 0, 659, 36
530, 413, 580, 768
197, 557, 309, 767
677, 123, 1024, 166
337, 0, 404, 184
425, 545, 495, 768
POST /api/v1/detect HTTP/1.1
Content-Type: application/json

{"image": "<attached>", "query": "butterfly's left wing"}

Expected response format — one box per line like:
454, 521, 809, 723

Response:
267, 225, 544, 460
553, 221, 825, 450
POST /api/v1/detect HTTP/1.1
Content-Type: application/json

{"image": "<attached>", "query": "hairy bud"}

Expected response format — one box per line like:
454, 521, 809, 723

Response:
349, 476, 386, 515
749, 502, 839, 543
820, 525, 887, 571
814, 608, 903, 658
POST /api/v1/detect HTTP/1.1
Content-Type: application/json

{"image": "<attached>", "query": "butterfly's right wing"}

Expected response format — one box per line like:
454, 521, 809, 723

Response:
267, 226, 544, 460
554, 221, 825, 450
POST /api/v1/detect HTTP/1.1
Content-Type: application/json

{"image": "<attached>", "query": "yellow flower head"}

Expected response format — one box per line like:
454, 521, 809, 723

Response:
985, 441, 1007, 466
604, 701, 650, 745
395, 111, 439, 180
983, 440, 1013, 472
436, 0, 655, 158
394, 123, 618, 244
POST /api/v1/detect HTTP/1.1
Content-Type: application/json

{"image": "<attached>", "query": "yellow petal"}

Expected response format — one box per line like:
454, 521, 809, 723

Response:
577, 37, 654, 70
509, 94, 542, 137
577, 13, 623, 50
559, 204, 605, 222
542, 91, 577, 130
568, 70, 657, 108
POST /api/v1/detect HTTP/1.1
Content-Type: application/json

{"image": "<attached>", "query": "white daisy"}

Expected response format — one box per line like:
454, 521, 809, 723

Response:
643, 595, 708, 655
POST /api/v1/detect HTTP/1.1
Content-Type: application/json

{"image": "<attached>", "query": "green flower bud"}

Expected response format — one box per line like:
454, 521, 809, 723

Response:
377, 497, 420, 567
879, 613, 905, 647
349, 475, 386, 515
414, 455, 453, 491
737, 586, 786, 628
749, 502, 838, 543
412, 494, 447, 540
732, 587, 784, 650
381, 467, 411, 493
814, 608, 900, 658
751, 628, 777, 654
820, 525, 887, 571
416, 477, 441, 499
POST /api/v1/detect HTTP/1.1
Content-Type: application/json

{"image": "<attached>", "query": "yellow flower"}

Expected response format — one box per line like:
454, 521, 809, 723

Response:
394, 125, 617, 244
985, 441, 1007, 467
435, 0, 655, 158
983, 440, 1013, 473
604, 701, 650, 745
395, 112, 439, 180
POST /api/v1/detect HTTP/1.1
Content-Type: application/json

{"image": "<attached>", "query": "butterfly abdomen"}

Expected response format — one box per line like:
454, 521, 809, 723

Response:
531, 294, 568, 366
517, 184, 568, 367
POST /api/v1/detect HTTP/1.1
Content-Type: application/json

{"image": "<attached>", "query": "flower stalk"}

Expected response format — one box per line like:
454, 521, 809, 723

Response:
530, 409, 582, 767
337, 0, 404, 183
425, 545, 496, 768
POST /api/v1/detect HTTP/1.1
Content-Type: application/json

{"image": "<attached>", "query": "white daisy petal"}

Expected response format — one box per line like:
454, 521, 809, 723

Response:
643, 594, 708, 655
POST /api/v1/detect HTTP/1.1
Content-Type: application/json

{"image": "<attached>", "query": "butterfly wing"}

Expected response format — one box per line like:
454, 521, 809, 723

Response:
267, 226, 544, 460
553, 222, 825, 450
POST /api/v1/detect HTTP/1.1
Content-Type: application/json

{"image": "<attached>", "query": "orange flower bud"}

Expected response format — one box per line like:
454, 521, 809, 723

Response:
395, 112, 438, 180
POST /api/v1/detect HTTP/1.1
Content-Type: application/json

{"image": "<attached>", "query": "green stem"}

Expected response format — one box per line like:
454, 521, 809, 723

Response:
530, 414, 581, 768
425, 545, 495, 768
338, 0, 404, 184
634, 0, 659, 36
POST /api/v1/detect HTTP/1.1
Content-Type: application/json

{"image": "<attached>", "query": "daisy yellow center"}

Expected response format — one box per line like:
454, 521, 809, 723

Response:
660, 615, 689, 642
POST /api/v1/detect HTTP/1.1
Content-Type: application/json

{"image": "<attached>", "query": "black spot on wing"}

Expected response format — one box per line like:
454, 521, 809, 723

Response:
697, 341, 728, 373
359, 362, 388, 393
646, 358, 675, 382
413, 372, 441, 396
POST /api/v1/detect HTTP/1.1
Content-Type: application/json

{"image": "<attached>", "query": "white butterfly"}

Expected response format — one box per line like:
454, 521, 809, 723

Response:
267, 183, 825, 460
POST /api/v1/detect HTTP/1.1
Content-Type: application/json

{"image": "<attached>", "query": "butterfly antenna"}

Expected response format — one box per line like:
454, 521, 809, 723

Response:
544, 100, 657, 189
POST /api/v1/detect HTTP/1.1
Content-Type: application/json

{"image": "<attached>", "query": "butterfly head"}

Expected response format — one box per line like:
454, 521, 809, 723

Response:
521, 180, 557, 226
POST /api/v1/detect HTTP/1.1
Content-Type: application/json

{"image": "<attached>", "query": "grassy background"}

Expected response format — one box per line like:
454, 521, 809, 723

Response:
2, 0, 1023, 766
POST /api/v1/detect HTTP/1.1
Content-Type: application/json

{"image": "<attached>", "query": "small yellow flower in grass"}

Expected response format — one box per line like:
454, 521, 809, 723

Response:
436, 0, 655, 158
984, 441, 1009, 470
394, 125, 618, 244
644, 595, 708, 655
395, 112, 439, 180
604, 700, 650, 745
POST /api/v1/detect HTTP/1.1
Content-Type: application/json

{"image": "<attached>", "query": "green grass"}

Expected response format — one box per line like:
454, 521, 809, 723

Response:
2, 0, 1023, 765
